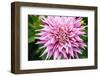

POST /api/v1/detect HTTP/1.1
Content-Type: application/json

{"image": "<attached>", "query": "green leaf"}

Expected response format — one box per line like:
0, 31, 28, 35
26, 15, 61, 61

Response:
28, 23, 36, 43
28, 15, 42, 43
82, 17, 88, 25
28, 15, 38, 24
81, 35, 88, 42
79, 46, 88, 58
28, 36, 35, 43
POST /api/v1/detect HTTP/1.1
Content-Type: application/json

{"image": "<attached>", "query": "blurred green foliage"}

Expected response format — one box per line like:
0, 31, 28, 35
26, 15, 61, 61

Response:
28, 15, 42, 43
28, 15, 43, 60
79, 17, 88, 58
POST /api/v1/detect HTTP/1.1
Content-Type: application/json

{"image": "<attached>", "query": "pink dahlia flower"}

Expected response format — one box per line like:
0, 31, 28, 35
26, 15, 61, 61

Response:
36, 16, 86, 60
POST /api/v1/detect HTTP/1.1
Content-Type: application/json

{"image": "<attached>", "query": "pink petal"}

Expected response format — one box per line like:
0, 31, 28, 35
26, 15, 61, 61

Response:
54, 51, 59, 60
69, 48, 74, 57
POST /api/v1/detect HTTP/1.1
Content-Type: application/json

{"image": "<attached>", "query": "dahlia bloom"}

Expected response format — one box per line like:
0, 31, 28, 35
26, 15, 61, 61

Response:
36, 16, 86, 60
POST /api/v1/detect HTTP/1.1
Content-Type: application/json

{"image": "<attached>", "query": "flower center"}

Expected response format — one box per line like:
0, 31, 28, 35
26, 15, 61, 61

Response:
55, 27, 68, 44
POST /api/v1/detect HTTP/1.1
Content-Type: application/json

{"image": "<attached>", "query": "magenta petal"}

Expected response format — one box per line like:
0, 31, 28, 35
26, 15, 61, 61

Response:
57, 54, 62, 59
61, 49, 68, 59
47, 51, 53, 58
69, 32, 76, 37
54, 51, 59, 60
75, 36, 83, 42
69, 48, 74, 57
